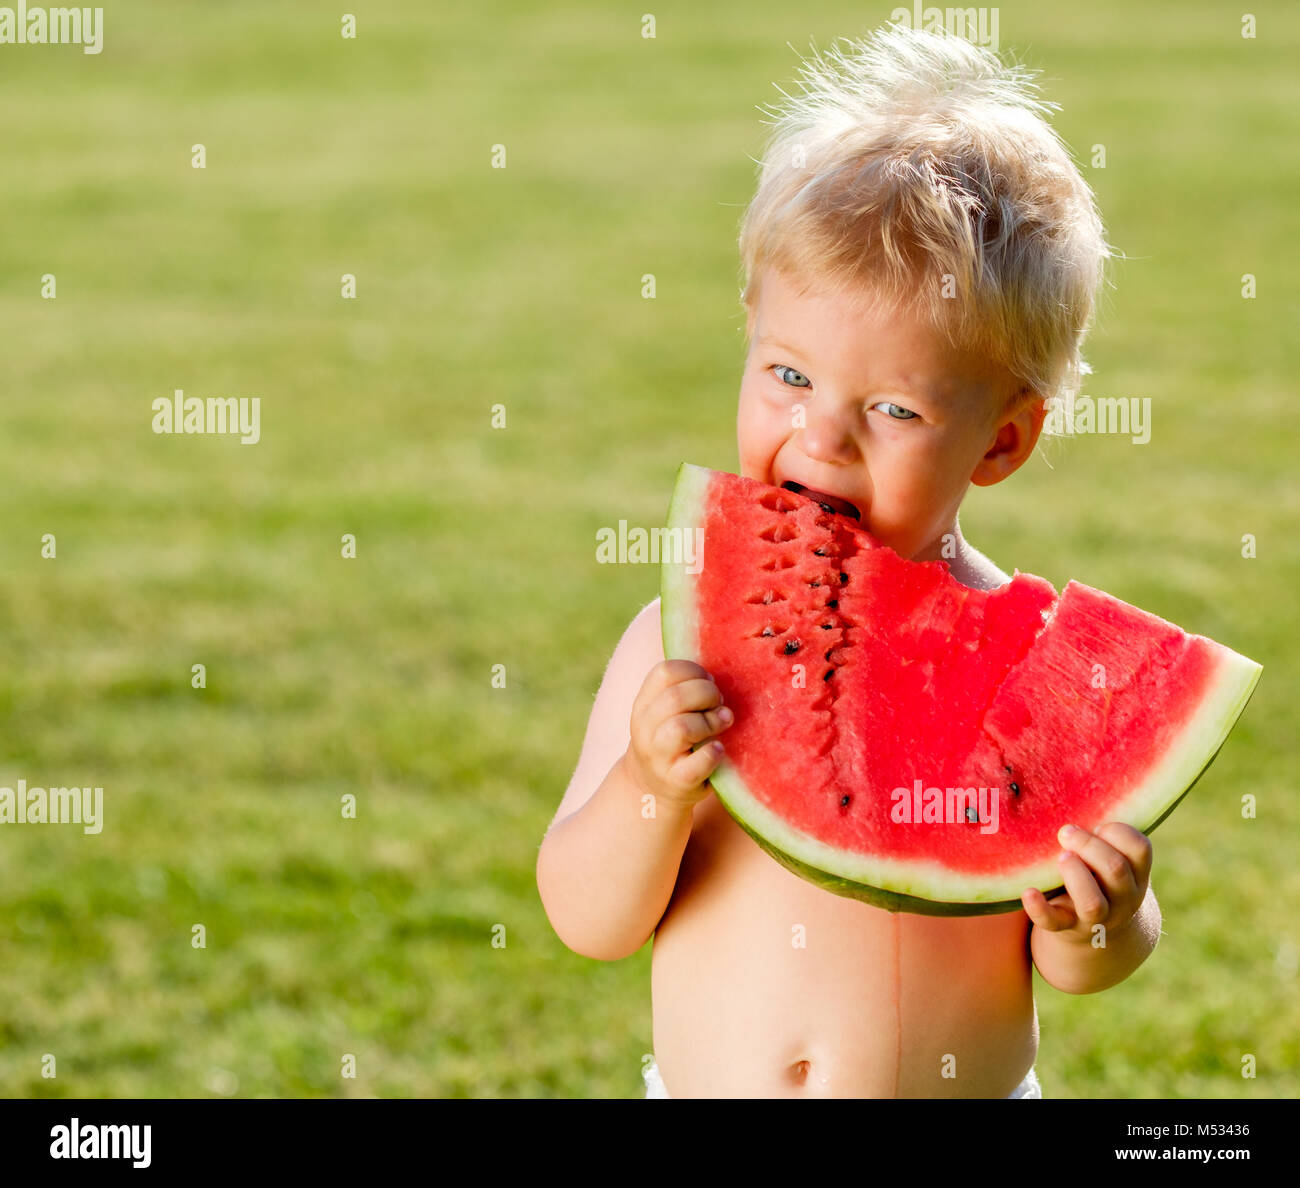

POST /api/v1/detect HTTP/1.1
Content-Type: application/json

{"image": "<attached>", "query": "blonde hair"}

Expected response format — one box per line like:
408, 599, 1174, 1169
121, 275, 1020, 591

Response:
738, 24, 1110, 412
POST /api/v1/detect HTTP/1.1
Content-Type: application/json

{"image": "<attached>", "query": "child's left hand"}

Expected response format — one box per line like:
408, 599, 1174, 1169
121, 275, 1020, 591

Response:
1021, 822, 1153, 941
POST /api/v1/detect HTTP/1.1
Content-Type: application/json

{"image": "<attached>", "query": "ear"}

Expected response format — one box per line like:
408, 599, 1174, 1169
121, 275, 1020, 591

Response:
970, 395, 1046, 488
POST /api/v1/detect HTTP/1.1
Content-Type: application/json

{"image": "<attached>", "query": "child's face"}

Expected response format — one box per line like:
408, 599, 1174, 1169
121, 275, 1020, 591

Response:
737, 268, 1039, 561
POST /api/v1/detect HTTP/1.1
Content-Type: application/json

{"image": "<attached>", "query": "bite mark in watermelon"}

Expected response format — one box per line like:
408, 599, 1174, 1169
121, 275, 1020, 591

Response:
660, 464, 1262, 915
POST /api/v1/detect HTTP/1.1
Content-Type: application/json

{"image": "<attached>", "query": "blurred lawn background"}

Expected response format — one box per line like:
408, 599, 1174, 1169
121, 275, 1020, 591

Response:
0, 0, 1296, 1097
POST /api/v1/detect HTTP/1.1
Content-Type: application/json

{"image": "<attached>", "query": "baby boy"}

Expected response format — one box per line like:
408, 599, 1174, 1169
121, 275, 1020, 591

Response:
538, 24, 1160, 1098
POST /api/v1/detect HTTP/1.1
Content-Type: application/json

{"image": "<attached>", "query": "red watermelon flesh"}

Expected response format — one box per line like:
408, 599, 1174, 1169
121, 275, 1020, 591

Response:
660, 465, 1262, 914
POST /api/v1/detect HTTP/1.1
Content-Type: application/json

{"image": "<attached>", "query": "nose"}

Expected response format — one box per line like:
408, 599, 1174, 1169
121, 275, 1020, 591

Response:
797, 398, 858, 465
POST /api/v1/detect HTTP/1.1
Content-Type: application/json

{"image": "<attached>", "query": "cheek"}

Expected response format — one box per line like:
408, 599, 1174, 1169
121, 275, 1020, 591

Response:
879, 436, 964, 509
736, 379, 784, 460
911, 435, 980, 509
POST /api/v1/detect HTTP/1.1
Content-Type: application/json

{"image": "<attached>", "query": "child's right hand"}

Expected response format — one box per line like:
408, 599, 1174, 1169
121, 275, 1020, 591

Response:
624, 660, 734, 808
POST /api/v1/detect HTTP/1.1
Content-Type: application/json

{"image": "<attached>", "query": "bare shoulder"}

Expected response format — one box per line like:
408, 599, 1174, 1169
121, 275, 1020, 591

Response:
625, 597, 664, 651
952, 543, 1014, 592
606, 597, 665, 680
547, 599, 665, 830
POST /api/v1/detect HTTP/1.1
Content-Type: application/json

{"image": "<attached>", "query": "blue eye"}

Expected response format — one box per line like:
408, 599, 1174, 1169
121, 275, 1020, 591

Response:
874, 401, 918, 421
773, 364, 810, 388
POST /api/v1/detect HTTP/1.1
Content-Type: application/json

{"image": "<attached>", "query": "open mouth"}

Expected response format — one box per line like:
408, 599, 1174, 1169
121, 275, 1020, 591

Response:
781, 481, 862, 521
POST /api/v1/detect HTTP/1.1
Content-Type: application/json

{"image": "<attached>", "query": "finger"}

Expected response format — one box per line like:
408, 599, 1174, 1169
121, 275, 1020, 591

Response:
1021, 886, 1075, 932
1058, 824, 1138, 905
645, 659, 712, 697
652, 705, 733, 758
694, 705, 735, 739
1094, 822, 1154, 888
656, 677, 726, 720
1058, 851, 1109, 926
666, 740, 724, 792
632, 660, 710, 721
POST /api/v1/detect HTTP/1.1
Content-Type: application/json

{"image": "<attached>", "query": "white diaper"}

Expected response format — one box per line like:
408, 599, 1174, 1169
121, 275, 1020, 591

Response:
643, 1058, 1041, 1099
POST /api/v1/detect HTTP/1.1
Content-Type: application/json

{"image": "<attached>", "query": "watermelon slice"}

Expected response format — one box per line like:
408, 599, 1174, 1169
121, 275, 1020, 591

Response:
660, 464, 1262, 915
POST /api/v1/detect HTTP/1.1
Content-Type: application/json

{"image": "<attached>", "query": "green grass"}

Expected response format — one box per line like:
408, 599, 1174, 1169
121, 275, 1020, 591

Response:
0, 0, 1296, 1097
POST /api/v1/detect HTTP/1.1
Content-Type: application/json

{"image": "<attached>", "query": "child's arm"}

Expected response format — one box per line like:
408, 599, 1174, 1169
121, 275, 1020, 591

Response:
536, 600, 732, 961
1025, 822, 1161, 994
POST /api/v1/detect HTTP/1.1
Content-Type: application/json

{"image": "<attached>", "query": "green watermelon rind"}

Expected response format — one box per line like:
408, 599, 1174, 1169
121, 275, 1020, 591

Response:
712, 722, 1242, 917
661, 462, 1264, 916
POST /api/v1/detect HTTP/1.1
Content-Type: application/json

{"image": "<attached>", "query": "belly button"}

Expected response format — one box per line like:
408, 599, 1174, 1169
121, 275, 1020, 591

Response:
790, 1059, 811, 1085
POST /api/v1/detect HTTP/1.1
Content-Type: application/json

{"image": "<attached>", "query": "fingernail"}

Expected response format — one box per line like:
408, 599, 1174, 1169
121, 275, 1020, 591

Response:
718, 707, 733, 724
1058, 824, 1079, 842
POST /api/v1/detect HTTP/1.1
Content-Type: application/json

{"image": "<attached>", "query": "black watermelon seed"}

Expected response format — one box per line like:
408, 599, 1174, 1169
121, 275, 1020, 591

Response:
824, 649, 834, 661
814, 547, 826, 556
820, 622, 833, 630
784, 639, 800, 655
810, 580, 821, 588
761, 627, 774, 637
840, 795, 850, 807
823, 669, 834, 681
965, 807, 979, 822
839, 572, 849, 584
1004, 765, 1013, 774
827, 600, 838, 609
819, 502, 834, 514
1009, 782, 1020, 795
